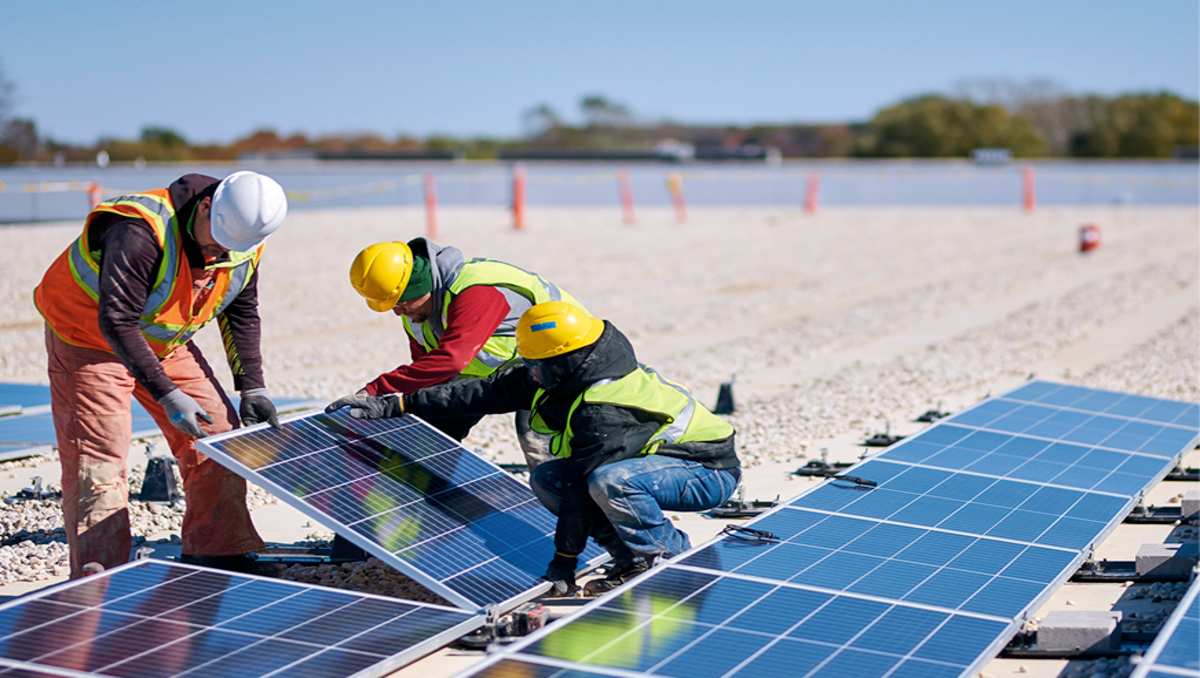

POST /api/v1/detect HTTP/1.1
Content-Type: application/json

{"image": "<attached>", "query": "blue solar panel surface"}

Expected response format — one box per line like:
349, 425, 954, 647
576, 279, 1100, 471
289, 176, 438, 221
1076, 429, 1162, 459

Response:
0, 384, 52, 409
200, 410, 605, 612
1132, 575, 1200, 678
0, 559, 482, 677
466, 381, 1198, 678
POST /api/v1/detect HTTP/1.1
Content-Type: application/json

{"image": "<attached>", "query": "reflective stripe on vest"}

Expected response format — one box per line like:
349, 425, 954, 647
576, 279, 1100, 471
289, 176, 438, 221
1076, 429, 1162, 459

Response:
48, 190, 260, 356
69, 193, 179, 305
403, 258, 577, 379
529, 365, 734, 459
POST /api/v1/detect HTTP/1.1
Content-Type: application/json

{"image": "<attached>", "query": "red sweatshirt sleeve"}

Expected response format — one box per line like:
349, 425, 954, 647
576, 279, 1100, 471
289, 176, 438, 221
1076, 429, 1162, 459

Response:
365, 286, 510, 395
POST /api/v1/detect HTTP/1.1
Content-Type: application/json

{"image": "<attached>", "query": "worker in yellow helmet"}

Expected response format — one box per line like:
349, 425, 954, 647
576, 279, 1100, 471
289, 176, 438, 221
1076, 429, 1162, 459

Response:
331, 238, 585, 469
327, 301, 740, 595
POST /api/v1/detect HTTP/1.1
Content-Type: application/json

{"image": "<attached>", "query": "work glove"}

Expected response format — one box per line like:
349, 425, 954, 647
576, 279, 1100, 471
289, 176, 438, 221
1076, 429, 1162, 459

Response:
159, 389, 213, 439
324, 393, 404, 420
542, 552, 578, 596
239, 388, 279, 427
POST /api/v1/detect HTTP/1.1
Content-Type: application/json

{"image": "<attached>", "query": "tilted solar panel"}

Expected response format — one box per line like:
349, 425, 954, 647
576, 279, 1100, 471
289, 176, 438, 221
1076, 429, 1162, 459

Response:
464, 382, 1199, 677
0, 559, 482, 677
199, 410, 606, 612
1132, 574, 1200, 678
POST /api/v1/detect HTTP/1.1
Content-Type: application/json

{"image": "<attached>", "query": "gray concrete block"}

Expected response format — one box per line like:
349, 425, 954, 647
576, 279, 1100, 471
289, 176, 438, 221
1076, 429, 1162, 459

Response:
1182, 489, 1200, 519
1136, 542, 1200, 577
1039, 610, 1122, 651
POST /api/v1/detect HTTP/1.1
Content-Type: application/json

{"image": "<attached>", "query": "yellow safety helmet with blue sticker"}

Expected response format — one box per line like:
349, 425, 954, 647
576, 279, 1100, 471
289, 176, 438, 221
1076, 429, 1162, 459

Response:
516, 301, 604, 360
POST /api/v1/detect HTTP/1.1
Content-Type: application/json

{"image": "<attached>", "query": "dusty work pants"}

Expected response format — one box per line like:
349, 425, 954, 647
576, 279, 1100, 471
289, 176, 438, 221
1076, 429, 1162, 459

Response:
45, 327, 264, 578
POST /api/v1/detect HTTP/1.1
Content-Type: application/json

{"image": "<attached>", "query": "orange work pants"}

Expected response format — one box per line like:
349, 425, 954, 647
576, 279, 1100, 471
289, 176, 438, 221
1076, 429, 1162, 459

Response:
45, 327, 264, 577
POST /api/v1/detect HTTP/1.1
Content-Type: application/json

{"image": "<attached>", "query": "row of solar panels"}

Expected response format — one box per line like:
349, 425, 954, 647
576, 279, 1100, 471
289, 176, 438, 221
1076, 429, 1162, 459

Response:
468, 380, 1200, 678
0, 380, 1193, 677
0, 383, 320, 461
1131, 572, 1199, 678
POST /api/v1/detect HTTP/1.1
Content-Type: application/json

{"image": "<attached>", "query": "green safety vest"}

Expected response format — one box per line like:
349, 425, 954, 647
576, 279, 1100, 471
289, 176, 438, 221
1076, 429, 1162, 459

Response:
529, 365, 735, 459
402, 258, 582, 378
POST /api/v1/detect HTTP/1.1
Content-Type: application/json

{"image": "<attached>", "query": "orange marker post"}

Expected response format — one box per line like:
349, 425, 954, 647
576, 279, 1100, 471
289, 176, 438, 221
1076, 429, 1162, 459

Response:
86, 181, 101, 209
423, 173, 438, 239
803, 172, 820, 214
511, 164, 527, 231
666, 172, 686, 224
1022, 166, 1036, 213
618, 171, 636, 224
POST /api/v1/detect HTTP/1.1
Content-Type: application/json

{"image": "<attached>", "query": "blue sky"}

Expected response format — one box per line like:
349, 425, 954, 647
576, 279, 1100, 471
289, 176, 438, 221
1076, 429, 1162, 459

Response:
4, 1, 1197, 144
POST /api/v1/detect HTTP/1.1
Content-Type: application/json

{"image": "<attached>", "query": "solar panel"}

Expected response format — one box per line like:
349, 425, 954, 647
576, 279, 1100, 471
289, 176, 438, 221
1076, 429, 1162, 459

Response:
0, 558, 483, 677
198, 410, 606, 612
465, 382, 1198, 677
0, 396, 320, 462
1132, 574, 1200, 678
0, 384, 53, 410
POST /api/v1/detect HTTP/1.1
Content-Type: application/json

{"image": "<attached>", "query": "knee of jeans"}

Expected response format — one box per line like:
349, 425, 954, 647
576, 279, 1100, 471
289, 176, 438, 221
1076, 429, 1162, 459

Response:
587, 464, 634, 505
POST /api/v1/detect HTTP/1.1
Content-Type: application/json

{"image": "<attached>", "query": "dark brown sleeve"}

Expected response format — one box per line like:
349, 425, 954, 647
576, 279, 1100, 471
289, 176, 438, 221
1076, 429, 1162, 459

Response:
96, 222, 178, 400
216, 269, 265, 392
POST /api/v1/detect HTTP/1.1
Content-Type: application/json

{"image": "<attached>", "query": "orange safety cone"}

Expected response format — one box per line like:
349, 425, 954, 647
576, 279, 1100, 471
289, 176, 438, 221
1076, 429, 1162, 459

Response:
1079, 224, 1101, 253
666, 172, 686, 224
803, 172, 820, 214
618, 171, 636, 224
1022, 166, 1036, 213
511, 165, 527, 231
423, 173, 438, 239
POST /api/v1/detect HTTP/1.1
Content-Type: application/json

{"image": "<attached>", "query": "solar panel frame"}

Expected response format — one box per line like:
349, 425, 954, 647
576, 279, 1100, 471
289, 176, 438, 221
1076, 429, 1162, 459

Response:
1132, 573, 1200, 678
198, 410, 607, 614
0, 558, 484, 678
463, 381, 1199, 677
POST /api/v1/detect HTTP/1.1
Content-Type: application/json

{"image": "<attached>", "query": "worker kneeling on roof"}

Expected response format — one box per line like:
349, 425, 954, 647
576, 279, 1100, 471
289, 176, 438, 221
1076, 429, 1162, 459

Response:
34, 172, 287, 577
327, 301, 740, 594
333, 239, 586, 472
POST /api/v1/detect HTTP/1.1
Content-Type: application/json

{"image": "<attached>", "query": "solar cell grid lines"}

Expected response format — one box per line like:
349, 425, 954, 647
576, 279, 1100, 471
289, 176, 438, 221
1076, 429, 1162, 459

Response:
1132, 575, 1200, 678
0, 559, 482, 677
199, 410, 605, 612
790, 459, 1132, 550
463, 381, 1199, 678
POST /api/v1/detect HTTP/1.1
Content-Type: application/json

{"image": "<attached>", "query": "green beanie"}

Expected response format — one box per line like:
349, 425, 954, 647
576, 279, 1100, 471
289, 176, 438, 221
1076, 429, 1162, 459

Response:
398, 255, 433, 301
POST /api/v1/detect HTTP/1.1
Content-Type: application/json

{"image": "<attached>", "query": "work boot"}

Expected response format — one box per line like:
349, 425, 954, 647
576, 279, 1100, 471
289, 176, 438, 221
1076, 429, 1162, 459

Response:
179, 553, 262, 575
583, 555, 655, 596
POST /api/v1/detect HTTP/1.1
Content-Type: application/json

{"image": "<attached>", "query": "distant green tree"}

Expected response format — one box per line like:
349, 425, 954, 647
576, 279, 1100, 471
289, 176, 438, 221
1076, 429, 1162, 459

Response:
1, 118, 38, 161
1069, 92, 1199, 158
579, 94, 633, 128
424, 135, 459, 153
140, 125, 188, 148
861, 95, 1045, 157
521, 102, 562, 138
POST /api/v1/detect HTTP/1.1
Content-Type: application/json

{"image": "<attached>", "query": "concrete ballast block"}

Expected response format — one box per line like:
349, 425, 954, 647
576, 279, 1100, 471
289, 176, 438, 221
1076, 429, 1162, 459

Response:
1182, 489, 1200, 519
1038, 610, 1122, 651
1136, 542, 1200, 577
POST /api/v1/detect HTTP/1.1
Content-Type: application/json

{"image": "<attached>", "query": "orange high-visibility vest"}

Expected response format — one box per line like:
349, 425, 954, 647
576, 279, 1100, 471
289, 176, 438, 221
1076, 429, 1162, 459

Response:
33, 189, 262, 358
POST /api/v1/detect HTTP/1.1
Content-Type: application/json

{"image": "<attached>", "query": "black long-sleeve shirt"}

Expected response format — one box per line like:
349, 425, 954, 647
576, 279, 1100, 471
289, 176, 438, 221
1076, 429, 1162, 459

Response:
92, 174, 265, 400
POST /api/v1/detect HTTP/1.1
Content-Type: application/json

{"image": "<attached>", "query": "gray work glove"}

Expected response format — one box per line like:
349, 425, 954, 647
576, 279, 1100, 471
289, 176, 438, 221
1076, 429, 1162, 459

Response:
158, 389, 213, 438
239, 388, 279, 427
324, 393, 404, 420
543, 553, 578, 596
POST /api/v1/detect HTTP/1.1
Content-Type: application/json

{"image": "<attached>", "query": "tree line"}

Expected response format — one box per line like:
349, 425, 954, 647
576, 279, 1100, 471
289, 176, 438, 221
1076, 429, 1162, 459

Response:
0, 68, 1195, 164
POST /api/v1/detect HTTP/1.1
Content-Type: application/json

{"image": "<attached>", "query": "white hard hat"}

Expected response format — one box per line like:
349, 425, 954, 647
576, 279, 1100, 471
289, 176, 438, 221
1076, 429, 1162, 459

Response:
210, 171, 287, 251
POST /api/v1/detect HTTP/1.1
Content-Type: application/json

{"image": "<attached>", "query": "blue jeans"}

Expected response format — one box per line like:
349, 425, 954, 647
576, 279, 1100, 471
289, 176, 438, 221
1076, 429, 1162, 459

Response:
531, 455, 741, 559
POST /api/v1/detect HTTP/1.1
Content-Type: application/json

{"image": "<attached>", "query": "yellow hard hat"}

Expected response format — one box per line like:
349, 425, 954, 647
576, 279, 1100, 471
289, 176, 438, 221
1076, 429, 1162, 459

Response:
349, 241, 414, 312
517, 301, 604, 360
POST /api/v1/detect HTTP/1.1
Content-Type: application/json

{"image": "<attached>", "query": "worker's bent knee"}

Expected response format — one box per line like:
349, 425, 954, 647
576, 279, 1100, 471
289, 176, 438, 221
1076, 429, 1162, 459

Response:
586, 463, 638, 506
